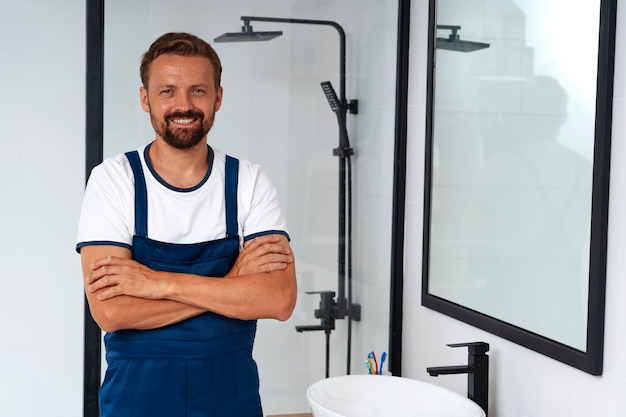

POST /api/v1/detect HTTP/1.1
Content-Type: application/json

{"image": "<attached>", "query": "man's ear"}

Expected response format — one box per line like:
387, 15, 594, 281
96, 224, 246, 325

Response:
140, 86, 150, 113
214, 86, 223, 112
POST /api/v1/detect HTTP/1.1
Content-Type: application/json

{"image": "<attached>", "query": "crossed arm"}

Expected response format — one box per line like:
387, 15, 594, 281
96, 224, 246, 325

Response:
81, 234, 297, 333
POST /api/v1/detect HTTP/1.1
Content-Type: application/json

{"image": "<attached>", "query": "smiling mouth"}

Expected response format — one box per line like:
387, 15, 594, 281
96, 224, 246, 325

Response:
166, 110, 204, 128
170, 117, 197, 125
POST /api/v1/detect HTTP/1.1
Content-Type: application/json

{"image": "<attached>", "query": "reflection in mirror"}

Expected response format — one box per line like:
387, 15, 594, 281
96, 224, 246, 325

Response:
422, 0, 616, 374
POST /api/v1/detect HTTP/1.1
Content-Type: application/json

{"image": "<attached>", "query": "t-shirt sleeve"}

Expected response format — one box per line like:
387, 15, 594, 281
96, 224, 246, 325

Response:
238, 162, 290, 243
75, 157, 135, 252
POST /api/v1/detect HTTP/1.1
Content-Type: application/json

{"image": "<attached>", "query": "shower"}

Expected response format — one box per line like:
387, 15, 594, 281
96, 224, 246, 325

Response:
436, 25, 490, 52
215, 16, 361, 377
214, 19, 282, 42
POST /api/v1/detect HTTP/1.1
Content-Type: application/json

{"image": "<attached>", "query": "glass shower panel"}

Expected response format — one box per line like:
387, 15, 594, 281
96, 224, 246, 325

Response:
103, 0, 397, 413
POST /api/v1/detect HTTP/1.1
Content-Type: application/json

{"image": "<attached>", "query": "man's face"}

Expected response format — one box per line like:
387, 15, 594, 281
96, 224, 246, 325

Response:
140, 54, 223, 149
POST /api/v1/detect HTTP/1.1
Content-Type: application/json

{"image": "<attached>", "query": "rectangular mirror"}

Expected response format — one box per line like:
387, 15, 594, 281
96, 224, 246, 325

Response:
421, 0, 616, 374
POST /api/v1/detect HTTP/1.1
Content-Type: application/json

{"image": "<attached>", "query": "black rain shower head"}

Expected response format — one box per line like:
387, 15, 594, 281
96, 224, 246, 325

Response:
436, 25, 490, 53
437, 37, 490, 52
214, 23, 282, 43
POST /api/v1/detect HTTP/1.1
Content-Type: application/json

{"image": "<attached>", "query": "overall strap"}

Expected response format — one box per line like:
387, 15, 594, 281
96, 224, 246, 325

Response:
224, 155, 239, 238
125, 151, 149, 237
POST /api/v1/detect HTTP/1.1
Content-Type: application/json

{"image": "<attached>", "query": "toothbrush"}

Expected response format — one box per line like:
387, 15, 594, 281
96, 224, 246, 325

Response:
379, 352, 387, 375
365, 359, 373, 374
368, 352, 379, 375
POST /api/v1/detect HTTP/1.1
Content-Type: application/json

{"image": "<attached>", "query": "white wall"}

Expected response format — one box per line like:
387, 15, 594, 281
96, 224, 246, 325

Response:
0, 0, 85, 416
404, 0, 626, 416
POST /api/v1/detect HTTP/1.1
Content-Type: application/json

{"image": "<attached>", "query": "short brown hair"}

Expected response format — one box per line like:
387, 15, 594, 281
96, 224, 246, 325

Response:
140, 32, 222, 90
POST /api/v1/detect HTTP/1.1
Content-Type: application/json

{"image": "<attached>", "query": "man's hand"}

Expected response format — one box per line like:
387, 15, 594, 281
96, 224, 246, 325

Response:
227, 234, 293, 277
81, 246, 206, 332
85, 256, 167, 301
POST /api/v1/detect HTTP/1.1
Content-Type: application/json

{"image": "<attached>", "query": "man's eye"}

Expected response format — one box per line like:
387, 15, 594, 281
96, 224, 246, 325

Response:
160, 89, 172, 94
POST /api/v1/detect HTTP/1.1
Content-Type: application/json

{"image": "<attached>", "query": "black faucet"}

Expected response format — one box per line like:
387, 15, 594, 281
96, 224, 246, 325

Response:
426, 342, 489, 415
295, 291, 337, 378
295, 291, 337, 334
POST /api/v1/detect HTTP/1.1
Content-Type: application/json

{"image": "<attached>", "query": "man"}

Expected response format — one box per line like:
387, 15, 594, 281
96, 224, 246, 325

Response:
76, 32, 297, 417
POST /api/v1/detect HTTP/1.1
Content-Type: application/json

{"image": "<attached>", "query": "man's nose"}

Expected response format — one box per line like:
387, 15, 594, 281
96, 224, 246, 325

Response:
175, 92, 193, 110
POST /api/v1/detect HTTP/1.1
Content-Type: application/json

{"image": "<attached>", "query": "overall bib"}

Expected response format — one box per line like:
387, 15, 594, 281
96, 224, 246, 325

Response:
99, 151, 262, 417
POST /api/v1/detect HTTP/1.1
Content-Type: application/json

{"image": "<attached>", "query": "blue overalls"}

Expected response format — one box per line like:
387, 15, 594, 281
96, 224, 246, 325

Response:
99, 150, 263, 417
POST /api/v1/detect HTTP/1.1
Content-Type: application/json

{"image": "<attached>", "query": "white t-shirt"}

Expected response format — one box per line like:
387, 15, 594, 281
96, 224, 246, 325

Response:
76, 143, 288, 251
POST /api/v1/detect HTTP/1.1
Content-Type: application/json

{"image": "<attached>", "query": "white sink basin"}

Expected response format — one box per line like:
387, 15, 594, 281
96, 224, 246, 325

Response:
306, 375, 485, 417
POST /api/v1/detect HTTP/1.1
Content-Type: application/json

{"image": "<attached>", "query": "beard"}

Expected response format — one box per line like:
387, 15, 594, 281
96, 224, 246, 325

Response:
151, 109, 215, 150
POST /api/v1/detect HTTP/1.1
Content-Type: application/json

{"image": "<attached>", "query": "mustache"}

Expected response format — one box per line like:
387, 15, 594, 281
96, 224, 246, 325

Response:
165, 110, 204, 122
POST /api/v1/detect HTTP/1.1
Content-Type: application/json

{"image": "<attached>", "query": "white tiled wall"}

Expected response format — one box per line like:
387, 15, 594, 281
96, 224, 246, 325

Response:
0, 1, 86, 416
404, 0, 626, 416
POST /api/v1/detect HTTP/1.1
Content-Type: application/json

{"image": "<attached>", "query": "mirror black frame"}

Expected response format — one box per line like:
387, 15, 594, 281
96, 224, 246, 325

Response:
419, 0, 617, 375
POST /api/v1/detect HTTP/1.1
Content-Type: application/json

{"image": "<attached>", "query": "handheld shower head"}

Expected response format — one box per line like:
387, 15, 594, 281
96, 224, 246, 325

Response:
321, 81, 341, 112
321, 81, 352, 153
214, 22, 282, 43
